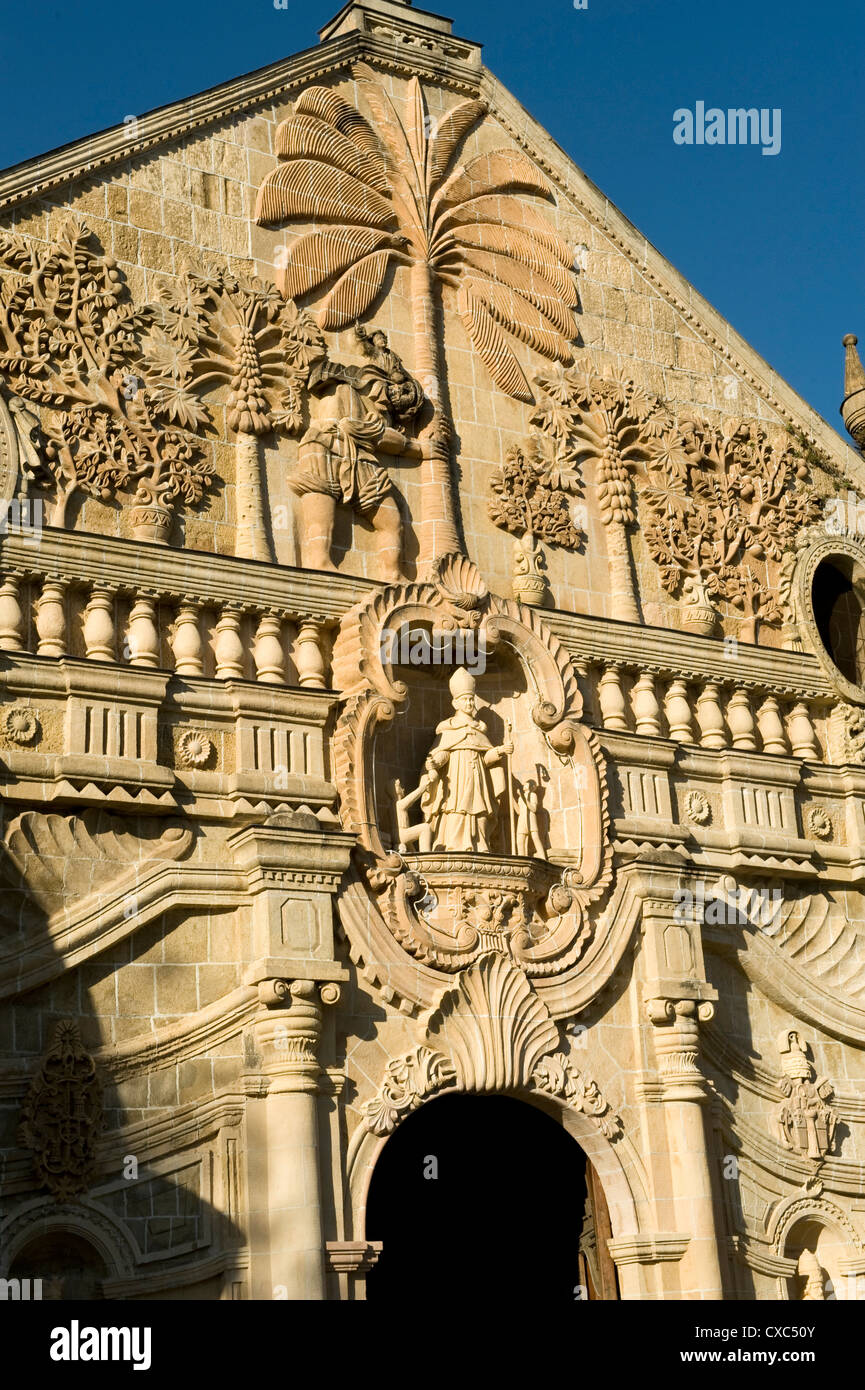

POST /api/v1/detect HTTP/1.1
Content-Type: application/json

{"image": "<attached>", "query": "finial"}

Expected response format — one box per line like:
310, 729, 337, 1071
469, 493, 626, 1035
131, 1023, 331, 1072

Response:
841, 333, 865, 450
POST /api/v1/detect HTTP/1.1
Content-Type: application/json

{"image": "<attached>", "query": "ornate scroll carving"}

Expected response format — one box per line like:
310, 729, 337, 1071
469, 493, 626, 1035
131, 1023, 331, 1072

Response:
532, 1053, 620, 1139
19, 1022, 102, 1200
255, 67, 578, 562
362, 1045, 456, 1135
359, 957, 619, 1138
0, 219, 216, 538
776, 1028, 837, 1161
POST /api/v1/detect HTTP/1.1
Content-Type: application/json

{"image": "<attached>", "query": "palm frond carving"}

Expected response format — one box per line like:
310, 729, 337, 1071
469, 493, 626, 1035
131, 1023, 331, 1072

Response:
255, 66, 578, 562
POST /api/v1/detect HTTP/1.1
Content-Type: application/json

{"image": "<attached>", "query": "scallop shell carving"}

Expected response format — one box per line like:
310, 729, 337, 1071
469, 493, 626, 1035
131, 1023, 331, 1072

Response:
424, 953, 560, 1091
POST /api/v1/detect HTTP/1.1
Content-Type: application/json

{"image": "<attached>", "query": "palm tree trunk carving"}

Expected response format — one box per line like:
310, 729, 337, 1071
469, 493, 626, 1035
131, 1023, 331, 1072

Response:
255, 66, 579, 570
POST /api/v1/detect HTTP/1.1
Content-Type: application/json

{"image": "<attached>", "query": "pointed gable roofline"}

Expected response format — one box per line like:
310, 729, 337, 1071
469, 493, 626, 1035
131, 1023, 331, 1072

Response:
0, 3, 857, 472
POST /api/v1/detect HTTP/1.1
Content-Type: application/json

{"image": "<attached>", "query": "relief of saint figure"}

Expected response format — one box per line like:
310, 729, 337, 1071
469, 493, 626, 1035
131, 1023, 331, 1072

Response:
291, 324, 424, 581
417, 668, 513, 853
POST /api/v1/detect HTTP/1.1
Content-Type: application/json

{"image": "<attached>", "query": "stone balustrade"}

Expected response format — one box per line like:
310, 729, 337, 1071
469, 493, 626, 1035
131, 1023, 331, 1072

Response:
586, 660, 825, 761
0, 569, 332, 691
0, 528, 838, 767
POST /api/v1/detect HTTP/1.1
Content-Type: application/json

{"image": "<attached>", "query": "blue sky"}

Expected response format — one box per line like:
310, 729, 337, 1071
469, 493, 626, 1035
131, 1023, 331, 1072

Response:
1, 0, 861, 431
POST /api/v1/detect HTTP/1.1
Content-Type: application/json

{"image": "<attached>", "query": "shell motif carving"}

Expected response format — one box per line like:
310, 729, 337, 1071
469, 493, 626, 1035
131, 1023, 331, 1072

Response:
424, 954, 560, 1092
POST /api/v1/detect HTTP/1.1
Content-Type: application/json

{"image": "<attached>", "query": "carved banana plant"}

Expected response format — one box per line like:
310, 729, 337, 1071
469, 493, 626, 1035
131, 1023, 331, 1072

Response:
140, 267, 324, 560
255, 64, 578, 565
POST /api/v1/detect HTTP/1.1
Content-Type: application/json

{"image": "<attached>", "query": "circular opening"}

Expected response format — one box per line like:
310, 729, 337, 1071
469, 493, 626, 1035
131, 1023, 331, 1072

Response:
812, 557, 865, 687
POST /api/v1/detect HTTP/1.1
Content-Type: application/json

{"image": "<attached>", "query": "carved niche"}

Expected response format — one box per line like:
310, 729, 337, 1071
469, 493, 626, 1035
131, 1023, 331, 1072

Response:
332, 556, 611, 1013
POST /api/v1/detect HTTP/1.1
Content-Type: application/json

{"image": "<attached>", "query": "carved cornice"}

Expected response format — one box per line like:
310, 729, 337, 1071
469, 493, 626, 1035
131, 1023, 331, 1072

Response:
0, 32, 483, 214
0, 528, 373, 623
544, 611, 831, 699
607, 1233, 689, 1266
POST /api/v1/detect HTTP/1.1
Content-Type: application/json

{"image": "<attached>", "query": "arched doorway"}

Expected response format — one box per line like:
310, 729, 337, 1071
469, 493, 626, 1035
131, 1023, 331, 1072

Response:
365, 1093, 619, 1301
10, 1230, 107, 1300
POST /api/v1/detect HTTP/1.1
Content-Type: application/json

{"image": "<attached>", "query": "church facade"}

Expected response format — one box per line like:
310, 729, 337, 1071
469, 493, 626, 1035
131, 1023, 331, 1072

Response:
0, 0, 864, 1301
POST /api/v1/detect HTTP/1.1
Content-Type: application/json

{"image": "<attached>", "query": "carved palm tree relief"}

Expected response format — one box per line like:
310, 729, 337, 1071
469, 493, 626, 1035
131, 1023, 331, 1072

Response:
255, 66, 578, 565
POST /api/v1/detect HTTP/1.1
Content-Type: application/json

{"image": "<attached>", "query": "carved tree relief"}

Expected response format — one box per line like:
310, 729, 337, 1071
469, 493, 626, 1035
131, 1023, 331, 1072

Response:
522, 365, 672, 622
255, 66, 578, 565
641, 416, 820, 641
0, 220, 215, 538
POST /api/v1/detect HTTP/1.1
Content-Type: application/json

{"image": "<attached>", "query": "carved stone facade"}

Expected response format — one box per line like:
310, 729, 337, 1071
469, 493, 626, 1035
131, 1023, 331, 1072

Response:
1, 0, 864, 1303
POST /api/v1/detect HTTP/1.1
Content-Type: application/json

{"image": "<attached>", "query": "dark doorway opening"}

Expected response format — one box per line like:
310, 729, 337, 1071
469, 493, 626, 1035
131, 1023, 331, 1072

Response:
812, 557, 865, 687
365, 1092, 618, 1302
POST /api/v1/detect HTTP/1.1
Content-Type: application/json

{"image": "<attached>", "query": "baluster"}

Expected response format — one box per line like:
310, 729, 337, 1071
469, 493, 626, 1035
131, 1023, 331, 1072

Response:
788, 701, 820, 760
726, 689, 757, 750
82, 586, 116, 661
254, 612, 285, 685
632, 671, 661, 737
664, 678, 694, 743
171, 601, 204, 677
0, 574, 24, 651
756, 696, 788, 755
598, 664, 629, 731
215, 606, 244, 679
294, 620, 326, 689
695, 682, 726, 749
127, 595, 160, 668
35, 577, 67, 658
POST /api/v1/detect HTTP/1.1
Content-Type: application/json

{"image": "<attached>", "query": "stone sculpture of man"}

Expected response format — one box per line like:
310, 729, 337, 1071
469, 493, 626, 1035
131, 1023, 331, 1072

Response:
418, 668, 513, 853
291, 325, 424, 581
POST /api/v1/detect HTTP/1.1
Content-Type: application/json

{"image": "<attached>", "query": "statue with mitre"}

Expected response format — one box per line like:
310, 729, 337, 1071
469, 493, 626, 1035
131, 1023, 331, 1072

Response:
413, 668, 514, 853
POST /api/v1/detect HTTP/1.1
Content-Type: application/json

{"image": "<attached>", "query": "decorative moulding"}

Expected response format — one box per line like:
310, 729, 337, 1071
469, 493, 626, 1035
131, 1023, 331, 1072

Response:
607, 1233, 690, 1266
358, 955, 620, 1138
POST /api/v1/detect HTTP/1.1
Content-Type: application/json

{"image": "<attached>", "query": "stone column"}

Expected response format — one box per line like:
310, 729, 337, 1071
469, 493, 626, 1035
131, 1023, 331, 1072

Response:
633, 864, 723, 1300
246, 973, 342, 1300
645, 994, 723, 1300
230, 811, 354, 1301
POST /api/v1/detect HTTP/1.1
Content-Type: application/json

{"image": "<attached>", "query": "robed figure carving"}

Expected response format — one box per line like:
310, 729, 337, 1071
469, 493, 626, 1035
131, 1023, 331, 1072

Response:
417, 668, 513, 853
292, 325, 424, 581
